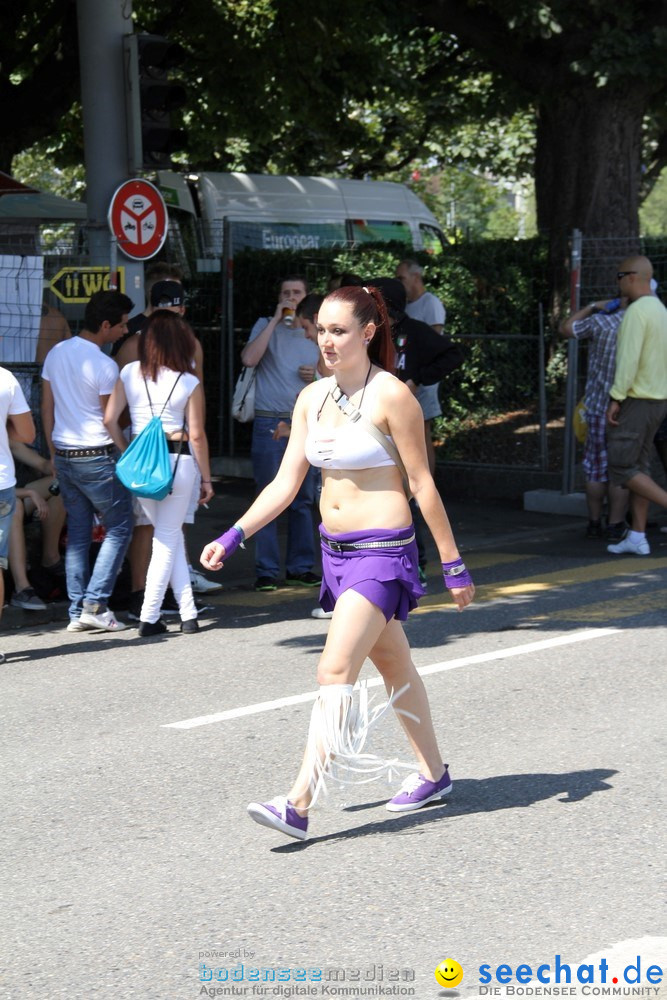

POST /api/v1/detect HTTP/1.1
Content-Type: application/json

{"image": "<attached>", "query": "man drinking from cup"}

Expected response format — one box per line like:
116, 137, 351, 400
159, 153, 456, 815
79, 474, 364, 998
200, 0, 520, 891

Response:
240, 276, 321, 592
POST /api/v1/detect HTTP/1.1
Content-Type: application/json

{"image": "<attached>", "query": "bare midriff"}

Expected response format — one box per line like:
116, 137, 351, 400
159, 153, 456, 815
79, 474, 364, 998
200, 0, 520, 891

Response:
319, 465, 411, 534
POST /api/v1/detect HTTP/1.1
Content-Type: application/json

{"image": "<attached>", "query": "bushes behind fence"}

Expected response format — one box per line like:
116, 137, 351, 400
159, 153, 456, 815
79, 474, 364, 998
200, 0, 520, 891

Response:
225, 237, 553, 467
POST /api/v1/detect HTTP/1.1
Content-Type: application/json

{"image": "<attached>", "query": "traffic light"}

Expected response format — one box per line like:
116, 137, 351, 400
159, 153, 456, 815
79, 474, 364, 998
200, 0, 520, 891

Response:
123, 33, 187, 173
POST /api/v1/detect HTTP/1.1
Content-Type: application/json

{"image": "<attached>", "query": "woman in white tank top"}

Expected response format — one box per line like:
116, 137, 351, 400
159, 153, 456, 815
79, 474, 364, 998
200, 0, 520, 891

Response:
106, 312, 214, 636
201, 285, 474, 841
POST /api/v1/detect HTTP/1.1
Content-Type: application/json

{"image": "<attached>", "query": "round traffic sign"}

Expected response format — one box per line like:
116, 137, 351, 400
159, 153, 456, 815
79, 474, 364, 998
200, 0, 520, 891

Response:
108, 179, 168, 261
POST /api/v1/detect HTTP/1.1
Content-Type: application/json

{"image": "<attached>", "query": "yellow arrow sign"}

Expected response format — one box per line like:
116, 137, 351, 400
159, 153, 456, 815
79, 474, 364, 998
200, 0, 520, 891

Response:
49, 267, 126, 304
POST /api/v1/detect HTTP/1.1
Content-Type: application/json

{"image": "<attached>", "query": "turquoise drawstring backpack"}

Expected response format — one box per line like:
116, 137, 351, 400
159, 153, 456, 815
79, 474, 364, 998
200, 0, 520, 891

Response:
116, 373, 184, 500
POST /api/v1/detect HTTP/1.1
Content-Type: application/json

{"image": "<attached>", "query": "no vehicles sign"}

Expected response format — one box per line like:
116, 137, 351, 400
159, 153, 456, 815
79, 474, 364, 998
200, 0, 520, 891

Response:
108, 179, 168, 261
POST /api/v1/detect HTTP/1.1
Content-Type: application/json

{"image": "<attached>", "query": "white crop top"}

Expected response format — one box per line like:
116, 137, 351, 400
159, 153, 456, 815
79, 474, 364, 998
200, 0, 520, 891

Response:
305, 372, 398, 471
121, 362, 199, 436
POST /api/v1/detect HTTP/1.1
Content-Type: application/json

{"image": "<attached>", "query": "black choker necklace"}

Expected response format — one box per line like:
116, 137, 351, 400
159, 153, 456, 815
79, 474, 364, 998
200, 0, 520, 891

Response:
318, 362, 373, 421
339, 361, 373, 406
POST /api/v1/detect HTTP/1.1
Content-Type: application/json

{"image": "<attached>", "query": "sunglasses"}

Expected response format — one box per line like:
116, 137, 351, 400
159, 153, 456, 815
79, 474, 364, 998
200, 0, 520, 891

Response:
617, 271, 637, 280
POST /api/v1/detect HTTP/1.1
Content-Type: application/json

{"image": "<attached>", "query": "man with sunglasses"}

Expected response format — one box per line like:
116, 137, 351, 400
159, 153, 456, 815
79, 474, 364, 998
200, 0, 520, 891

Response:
606, 256, 667, 555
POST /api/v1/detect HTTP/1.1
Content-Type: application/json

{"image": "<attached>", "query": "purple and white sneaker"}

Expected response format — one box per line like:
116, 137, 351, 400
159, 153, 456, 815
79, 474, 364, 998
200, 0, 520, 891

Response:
386, 766, 453, 812
247, 796, 309, 840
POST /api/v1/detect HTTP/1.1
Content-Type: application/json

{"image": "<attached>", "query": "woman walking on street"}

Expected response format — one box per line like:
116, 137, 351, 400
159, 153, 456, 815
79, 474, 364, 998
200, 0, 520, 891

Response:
201, 285, 474, 840
106, 312, 214, 636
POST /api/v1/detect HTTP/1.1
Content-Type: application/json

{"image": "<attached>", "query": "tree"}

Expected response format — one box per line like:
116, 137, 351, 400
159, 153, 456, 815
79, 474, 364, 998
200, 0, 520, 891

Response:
416, 0, 667, 263
0, 1, 80, 174
6, 0, 667, 279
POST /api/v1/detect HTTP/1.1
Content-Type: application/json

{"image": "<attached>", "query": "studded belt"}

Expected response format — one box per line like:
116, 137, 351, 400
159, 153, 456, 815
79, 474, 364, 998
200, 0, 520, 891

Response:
320, 532, 415, 552
54, 444, 115, 458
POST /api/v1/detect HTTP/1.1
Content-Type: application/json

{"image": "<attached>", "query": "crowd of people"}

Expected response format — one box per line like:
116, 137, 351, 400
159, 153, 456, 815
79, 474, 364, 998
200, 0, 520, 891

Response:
2, 264, 220, 641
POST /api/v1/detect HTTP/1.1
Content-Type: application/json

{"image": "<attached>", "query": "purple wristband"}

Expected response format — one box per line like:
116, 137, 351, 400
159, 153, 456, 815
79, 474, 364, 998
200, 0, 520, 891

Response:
213, 526, 244, 559
442, 557, 473, 590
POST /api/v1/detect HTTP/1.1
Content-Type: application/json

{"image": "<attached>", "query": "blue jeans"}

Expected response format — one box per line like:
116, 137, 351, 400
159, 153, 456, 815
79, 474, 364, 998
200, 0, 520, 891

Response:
0, 486, 16, 569
55, 451, 133, 620
251, 416, 317, 578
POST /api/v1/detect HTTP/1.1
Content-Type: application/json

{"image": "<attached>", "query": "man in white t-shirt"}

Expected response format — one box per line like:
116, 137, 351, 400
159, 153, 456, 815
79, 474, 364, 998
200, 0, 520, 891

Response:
1, 366, 36, 656
395, 259, 448, 475
41, 291, 135, 633
395, 259, 446, 333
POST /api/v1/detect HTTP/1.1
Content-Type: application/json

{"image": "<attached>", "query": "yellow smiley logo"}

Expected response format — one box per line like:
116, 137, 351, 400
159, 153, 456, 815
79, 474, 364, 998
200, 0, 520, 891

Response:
435, 959, 464, 988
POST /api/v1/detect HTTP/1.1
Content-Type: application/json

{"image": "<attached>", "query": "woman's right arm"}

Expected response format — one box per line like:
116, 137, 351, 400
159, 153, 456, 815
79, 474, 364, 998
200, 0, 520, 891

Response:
104, 379, 130, 453
200, 385, 315, 570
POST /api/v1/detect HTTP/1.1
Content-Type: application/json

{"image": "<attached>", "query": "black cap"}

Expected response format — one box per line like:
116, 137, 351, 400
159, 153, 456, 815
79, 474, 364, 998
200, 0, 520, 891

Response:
368, 277, 406, 318
150, 280, 184, 308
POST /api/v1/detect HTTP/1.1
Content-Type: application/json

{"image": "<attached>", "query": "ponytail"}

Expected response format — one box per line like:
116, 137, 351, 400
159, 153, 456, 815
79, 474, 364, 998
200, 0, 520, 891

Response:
364, 286, 395, 372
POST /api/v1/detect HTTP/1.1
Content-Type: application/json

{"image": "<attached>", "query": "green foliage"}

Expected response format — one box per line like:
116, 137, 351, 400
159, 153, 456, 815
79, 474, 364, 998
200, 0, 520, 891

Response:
403, 167, 534, 242
640, 167, 667, 235
12, 145, 85, 201
4, 0, 666, 307
221, 236, 554, 463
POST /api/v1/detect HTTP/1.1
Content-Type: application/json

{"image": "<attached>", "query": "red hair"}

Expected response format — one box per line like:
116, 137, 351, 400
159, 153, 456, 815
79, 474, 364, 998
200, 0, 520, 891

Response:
322, 285, 396, 372
139, 310, 197, 381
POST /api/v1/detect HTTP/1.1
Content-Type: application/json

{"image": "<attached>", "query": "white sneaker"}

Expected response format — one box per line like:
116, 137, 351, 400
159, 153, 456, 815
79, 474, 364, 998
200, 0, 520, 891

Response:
607, 535, 650, 556
189, 568, 223, 594
310, 607, 333, 619
78, 609, 127, 631
67, 619, 92, 632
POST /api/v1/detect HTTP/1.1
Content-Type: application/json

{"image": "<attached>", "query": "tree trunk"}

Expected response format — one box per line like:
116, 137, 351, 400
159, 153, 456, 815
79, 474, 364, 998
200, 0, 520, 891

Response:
535, 86, 647, 301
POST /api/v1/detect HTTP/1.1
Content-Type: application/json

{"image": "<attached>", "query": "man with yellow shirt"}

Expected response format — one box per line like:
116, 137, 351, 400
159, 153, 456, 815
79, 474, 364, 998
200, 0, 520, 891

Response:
606, 256, 667, 555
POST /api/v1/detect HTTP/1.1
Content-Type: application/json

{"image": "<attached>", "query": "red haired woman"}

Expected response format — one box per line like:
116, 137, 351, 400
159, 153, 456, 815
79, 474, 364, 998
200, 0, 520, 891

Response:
106, 311, 214, 636
201, 285, 474, 840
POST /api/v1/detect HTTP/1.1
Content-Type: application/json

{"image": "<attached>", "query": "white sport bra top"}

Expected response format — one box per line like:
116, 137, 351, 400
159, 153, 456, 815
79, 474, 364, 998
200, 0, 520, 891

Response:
304, 372, 397, 471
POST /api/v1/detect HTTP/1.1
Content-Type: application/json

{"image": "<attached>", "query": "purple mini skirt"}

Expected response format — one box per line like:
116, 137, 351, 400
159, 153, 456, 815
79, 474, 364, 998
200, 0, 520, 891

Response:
318, 524, 425, 622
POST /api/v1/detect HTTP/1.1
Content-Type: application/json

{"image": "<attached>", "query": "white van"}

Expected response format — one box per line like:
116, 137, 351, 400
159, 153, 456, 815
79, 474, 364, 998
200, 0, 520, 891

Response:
156, 170, 445, 257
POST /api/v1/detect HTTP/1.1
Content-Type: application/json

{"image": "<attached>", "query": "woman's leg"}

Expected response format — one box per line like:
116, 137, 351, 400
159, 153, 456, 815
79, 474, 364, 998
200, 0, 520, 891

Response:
41, 495, 66, 567
140, 460, 196, 623
286, 588, 390, 810
368, 618, 444, 781
168, 529, 197, 621
8, 498, 31, 592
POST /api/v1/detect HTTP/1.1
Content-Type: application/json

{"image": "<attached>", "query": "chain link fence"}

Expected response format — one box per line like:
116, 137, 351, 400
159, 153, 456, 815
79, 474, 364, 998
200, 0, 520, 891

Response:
216, 224, 553, 472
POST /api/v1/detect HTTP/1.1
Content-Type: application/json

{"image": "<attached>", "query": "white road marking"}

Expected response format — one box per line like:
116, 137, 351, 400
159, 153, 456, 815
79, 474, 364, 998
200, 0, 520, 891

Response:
162, 627, 619, 730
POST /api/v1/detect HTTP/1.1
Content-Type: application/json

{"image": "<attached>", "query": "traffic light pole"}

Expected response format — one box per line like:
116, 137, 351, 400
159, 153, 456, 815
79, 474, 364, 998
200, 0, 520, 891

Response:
76, 0, 144, 314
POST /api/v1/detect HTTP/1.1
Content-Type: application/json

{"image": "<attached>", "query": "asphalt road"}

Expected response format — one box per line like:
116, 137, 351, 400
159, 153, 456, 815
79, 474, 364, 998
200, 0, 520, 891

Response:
1, 488, 666, 1000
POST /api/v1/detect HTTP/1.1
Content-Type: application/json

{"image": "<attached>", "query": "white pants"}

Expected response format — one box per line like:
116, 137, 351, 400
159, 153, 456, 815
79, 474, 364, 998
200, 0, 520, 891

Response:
138, 454, 198, 623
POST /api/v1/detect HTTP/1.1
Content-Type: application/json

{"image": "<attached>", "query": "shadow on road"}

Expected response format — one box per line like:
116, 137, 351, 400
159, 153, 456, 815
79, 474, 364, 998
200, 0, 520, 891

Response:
270, 768, 617, 852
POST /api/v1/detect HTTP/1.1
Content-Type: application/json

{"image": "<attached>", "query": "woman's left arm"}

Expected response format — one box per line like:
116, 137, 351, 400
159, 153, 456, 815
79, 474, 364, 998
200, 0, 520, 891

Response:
186, 383, 214, 505
383, 379, 474, 609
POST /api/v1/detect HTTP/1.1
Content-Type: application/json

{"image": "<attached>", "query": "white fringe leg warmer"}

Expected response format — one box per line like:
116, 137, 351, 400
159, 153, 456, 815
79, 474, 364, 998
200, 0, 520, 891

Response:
301, 681, 420, 808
